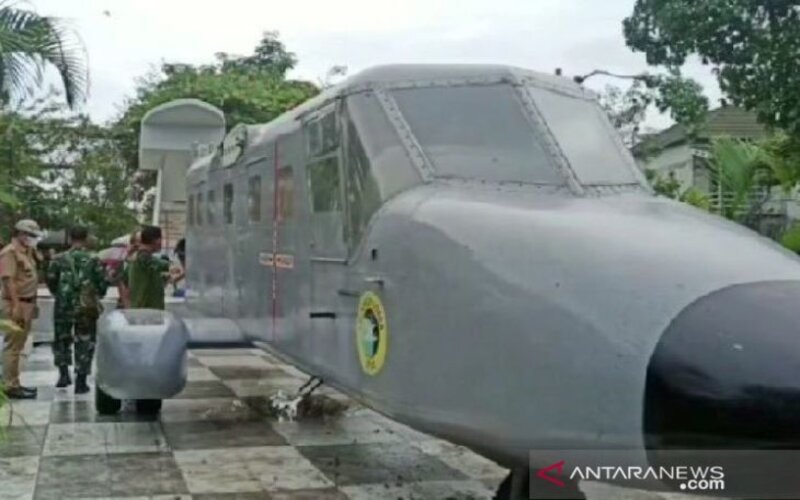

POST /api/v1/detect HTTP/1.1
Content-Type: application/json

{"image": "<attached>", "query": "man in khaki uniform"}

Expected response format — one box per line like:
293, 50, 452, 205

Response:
1, 219, 42, 399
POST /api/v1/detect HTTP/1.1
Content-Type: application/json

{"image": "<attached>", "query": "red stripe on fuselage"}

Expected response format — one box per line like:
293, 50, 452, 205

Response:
270, 140, 280, 341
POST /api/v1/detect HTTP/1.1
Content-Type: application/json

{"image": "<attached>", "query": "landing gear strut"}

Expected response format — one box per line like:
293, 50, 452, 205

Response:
296, 376, 323, 398
494, 468, 586, 500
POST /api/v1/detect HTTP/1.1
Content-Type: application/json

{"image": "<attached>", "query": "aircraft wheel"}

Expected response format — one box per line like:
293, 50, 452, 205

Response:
135, 399, 162, 415
95, 387, 121, 415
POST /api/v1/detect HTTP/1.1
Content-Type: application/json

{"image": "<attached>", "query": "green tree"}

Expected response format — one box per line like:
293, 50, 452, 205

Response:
580, 69, 709, 141
623, 0, 800, 135
704, 136, 794, 228
0, 100, 138, 244
643, 168, 681, 198
0, 2, 88, 213
113, 32, 319, 201
680, 187, 711, 211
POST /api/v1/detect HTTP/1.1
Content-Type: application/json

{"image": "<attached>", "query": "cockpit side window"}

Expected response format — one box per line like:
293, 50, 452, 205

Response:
307, 157, 342, 212
343, 92, 421, 251
304, 105, 347, 258
305, 107, 343, 214
527, 86, 643, 186
390, 84, 563, 185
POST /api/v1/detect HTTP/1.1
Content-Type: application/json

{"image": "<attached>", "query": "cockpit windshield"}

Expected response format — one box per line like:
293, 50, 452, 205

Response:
527, 86, 641, 185
391, 83, 644, 188
390, 84, 564, 185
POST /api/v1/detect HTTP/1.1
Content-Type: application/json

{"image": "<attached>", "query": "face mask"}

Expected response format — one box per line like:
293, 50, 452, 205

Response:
20, 235, 38, 248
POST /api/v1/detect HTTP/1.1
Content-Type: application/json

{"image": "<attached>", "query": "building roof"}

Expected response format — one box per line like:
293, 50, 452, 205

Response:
634, 106, 768, 155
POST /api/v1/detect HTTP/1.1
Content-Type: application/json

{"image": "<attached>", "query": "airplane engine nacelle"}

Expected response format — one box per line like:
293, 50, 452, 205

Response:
96, 309, 189, 400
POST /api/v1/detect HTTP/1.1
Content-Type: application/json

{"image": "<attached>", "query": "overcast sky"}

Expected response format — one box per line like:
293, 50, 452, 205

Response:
34, 0, 722, 129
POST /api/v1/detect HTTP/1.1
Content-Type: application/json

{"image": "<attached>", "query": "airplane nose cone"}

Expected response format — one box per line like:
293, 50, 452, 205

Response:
644, 280, 800, 448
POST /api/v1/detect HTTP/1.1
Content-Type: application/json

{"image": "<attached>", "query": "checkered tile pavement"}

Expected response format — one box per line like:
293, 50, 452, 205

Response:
1, 346, 711, 500
0, 345, 509, 499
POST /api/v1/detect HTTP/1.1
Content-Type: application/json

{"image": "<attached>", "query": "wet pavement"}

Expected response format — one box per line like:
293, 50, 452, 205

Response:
1, 345, 722, 499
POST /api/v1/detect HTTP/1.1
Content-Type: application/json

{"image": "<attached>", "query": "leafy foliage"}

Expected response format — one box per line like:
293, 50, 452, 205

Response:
114, 32, 319, 184
624, 0, 800, 135
643, 168, 681, 198
583, 69, 710, 144
0, 1, 87, 107
680, 187, 711, 211
3, 32, 318, 244
780, 223, 800, 254
0, 99, 138, 244
598, 83, 651, 148
704, 136, 797, 228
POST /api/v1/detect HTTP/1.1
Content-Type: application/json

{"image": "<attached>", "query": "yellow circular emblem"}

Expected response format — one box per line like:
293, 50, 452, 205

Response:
356, 291, 388, 376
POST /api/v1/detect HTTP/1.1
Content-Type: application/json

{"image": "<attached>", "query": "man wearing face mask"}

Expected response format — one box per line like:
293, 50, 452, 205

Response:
0, 219, 42, 399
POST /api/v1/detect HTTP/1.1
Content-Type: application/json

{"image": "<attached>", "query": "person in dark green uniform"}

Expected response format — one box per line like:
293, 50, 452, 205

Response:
46, 226, 108, 393
128, 225, 170, 310
117, 231, 140, 309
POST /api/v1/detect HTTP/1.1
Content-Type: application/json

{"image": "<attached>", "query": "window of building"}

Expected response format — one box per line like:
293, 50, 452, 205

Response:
207, 189, 216, 225
196, 192, 204, 226
248, 175, 262, 222
307, 157, 342, 213
223, 183, 234, 224
188, 194, 195, 227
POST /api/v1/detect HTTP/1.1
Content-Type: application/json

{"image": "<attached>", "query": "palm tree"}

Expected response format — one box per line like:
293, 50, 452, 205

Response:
0, 2, 87, 212
0, 1, 87, 108
709, 137, 765, 224
708, 136, 795, 229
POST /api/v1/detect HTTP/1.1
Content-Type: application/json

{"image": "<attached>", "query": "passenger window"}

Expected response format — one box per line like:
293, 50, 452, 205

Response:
307, 157, 342, 213
223, 183, 234, 224
196, 192, 204, 226
277, 166, 293, 222
188, 194, 195, 227
248, 175, 262, 222
207, 189, 216, 225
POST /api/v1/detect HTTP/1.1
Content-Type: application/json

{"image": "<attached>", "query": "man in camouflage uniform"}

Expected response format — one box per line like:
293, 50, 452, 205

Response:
129, 225, 170, 310
46, 226, 108, 393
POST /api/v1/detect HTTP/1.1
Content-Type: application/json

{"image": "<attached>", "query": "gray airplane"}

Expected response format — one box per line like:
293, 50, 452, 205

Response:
96, 65, 800, 499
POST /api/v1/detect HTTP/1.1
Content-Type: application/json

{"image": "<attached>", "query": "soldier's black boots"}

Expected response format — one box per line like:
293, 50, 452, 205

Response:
75, 374, 89, 394
56, 366, 71, 388
6, 386, 37, 399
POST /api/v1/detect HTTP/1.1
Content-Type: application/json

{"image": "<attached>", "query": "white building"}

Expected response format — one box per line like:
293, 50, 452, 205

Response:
634, 105, 799, 238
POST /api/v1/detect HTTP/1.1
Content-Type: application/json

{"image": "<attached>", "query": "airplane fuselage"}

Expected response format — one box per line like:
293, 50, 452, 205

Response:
181, 65, 800, 475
